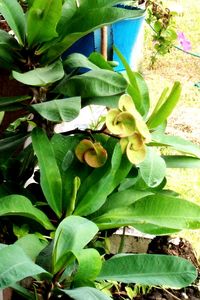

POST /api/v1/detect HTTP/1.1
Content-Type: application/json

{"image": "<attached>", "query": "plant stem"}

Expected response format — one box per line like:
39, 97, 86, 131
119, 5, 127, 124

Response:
61, 128, 120, 139
118, 227, 126, 253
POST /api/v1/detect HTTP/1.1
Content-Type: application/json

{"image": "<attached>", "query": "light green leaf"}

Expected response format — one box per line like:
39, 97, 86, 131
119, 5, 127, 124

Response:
56, 69, 127, 98
147, 82, 181, 129
32, 128, 63, 217
14, 234, 48, 261
114, 46, 150, 117
0, 244, 49, 289
94, 194, 200, 230
12, 60, 64, 86
97, 254, 197, 288
60, 287, 112, 300
163, 155, 200, 168
139, 148, 166, 187
151, 132, 200, 158
27, 0, 62, 47
63, 53, 100, 71
74, 248, 102, 283
0, 195, 54, 230
0, 0, 26, 45
133, 223, 180, 235
32, 97, 81, 122
53, 216, 98, 274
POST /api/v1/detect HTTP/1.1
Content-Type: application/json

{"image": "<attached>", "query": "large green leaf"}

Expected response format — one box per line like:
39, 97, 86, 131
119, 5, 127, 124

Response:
27, 0, 62, 47
53, 216, 98, 274
0, 95, 31, 111
0, 0, 26, 45
12, 60, 64, 86
32, 128, 63, 217
0, 195, 54, 230
14, 234, 48, 261
0, 244, 49, 289
114, 46, 150, 117
133, 223, 180, 235
39, 7, 144, 63
0, 30, 21, 69
163, 155, 200, 168
56, 69, 127, 98
60, 287, 112, 300
139, 148, 166, 188
97, 254, 197, 288
74, 248, 102, 283
147, 82, 181, 129
63, 53, 100, 71
32, 97, 81, 122
74, 143, 132, 216
151, 132, 200, 158
93, 194, 200, 230
0, 133, 29, 159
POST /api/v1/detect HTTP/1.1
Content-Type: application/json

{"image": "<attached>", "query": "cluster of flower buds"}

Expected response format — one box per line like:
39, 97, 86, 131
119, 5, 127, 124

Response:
146, 0, 171, 28
75, 139, 108, 168
106, 94, 151, 164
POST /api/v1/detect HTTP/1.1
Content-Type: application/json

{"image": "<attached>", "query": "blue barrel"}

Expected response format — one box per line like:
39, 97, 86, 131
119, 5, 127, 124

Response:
63, 6, 145, 71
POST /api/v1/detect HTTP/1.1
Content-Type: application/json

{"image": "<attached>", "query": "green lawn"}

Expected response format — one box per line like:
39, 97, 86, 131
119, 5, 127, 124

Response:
142, 0, 200, 257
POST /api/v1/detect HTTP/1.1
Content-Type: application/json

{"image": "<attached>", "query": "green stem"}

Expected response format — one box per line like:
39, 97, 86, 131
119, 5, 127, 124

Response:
118, 227, 126, 253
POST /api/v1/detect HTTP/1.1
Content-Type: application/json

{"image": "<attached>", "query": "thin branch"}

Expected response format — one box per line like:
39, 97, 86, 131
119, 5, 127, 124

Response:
60, 128, 120, 139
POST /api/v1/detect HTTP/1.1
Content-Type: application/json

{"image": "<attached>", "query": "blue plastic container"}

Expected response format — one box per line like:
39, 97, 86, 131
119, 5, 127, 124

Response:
63, 6, 145, 71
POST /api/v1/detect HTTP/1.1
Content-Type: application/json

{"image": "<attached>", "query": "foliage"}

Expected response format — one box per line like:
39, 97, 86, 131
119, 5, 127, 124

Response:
0, 1, 200, 299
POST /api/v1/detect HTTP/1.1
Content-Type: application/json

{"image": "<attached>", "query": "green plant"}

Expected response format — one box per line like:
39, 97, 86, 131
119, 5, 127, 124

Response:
0, 1, 200, 299
145, 0, 178, 66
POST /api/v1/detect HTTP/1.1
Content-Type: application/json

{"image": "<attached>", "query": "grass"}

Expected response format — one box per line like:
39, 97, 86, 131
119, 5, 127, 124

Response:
141, 0, 200, 258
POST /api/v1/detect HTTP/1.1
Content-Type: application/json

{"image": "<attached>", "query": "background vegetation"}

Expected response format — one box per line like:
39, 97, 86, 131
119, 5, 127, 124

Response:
142, 0, 200, 257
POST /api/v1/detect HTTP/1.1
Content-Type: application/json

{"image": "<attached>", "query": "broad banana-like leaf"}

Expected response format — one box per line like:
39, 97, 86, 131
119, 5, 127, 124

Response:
97, 254, 197, 288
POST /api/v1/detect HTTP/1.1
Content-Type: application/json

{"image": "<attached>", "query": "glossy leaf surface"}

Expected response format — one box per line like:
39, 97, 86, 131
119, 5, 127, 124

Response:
32, 128, 63, 217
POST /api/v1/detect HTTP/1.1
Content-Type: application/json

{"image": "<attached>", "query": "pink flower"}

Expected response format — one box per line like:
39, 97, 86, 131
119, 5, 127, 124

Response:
177, 31, 192, 51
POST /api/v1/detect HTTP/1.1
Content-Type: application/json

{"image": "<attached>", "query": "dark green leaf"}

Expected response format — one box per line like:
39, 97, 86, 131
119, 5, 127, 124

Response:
12, 60, 64, 86
97, 254, 197, 288
39, 7, 144, 63
55, 69, 127, 98
0, 0, 26, 45
94, 194, 200, 230
27, 0, 62, 47
0, 195, 54, 230
32, 97, 81, 122
74, 143, 132, 216
0, 95, 31, 111
32, 128, 63, 217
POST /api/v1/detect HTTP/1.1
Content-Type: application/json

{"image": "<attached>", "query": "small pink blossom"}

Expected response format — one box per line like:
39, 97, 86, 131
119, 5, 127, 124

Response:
177, 31, 192, 51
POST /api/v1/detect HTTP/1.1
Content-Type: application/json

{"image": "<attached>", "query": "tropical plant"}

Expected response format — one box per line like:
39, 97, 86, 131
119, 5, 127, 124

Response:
0, 0, 200, 299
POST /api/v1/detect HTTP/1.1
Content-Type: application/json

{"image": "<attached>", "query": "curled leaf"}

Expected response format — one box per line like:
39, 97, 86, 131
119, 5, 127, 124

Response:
75, 139, 107, 168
